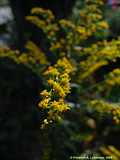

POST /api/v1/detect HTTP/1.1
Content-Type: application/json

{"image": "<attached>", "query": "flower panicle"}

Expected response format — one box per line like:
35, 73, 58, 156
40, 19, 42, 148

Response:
38, 57, 73, 127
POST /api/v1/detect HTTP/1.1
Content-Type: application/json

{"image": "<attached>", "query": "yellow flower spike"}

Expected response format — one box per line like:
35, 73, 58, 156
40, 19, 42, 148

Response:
38, 57, 72, 125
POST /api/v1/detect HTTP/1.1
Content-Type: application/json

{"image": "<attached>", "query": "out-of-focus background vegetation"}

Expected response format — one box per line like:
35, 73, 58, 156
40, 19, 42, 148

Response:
0, 0, 120, 160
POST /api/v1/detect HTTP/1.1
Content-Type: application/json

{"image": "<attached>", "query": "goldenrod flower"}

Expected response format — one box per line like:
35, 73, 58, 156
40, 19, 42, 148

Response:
38, 57, 72, 125
90, 100, 120, 124
38, 98, 51, 109
40, 90, 50, 97
44, 66, 59, 76
98, 21, 109, 29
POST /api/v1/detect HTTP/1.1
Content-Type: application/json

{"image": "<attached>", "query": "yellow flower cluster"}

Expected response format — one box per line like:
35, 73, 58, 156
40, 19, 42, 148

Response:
25, 41, 48, 65
98, 21, 109, 29
90, 100, 120, 124
99, 68, 120, 93
26, 0, 108, 60
79, 39, 120, 80
59, 19, 75, 30
31, 8, 55, 22
79, 0, 108, 37
83, 39, 120, 59
0, 47, 20, 61
80, 61, 107, 80
100, 146, 120, 160
0, 41, 48, 74
55, 57, 73, 74
26, 8, 59, 42
105, 69, 120, 86
75, 26, 90, 40
38, 57, 73, 126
